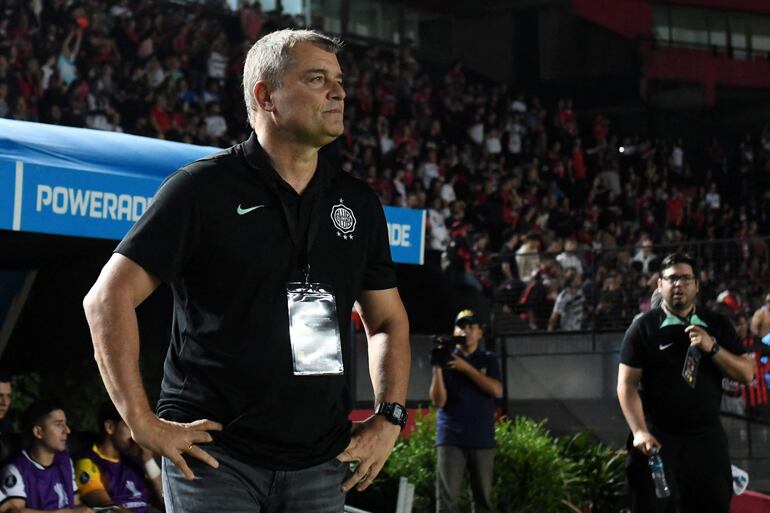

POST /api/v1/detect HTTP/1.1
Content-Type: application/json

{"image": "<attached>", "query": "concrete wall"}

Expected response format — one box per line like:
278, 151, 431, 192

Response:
353, 331, 628, 443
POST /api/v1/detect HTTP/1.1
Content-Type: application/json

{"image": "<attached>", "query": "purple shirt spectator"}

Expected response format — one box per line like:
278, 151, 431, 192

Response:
0, 450, 76, 509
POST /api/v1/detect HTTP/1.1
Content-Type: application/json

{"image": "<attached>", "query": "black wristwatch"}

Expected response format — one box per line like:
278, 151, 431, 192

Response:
375, 402, 408, 430
708, 341, 720, 357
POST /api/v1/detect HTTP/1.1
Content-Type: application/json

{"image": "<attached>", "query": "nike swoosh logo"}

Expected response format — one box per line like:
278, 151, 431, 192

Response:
237, 204, 264, 215
659, 343, 674, 350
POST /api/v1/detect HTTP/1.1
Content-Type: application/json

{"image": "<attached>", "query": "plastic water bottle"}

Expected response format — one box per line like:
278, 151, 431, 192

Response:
648, 450, 671, 498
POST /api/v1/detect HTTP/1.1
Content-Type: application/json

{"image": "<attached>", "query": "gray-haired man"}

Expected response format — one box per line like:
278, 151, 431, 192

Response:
84, 29, 411, 512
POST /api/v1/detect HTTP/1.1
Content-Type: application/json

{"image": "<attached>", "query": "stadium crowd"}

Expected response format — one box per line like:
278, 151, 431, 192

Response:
1, 1, 769, 413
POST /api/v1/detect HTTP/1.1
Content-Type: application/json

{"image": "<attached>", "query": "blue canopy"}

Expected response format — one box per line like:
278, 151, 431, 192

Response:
0, 119, 425, 264
0, 118, 220, 178
0, 119, 219, 240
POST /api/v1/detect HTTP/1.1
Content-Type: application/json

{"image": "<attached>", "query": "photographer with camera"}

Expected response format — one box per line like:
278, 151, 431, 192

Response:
429, 310, 503, 513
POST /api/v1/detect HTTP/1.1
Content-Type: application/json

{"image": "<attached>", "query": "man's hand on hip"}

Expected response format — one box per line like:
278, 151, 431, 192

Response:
632, 430, 662, 455
336, 415, 401, 493
128, 412, 223, 480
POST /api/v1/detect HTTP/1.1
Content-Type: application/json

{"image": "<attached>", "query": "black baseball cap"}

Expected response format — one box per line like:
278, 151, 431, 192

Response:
455, 309, 479, 327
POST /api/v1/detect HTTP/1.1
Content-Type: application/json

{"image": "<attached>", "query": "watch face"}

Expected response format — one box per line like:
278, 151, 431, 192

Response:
393, 405, 405, 420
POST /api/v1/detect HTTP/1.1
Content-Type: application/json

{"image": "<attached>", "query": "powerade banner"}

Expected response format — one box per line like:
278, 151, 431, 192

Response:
8, 162, 158, 240
0, 119, 216, 240
383, 206, 426, 265
0, 120, 426, 265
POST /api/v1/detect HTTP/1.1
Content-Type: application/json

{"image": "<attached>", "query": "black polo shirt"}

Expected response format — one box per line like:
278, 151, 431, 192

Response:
620, 306, 744, 434
115, 132, 397, 470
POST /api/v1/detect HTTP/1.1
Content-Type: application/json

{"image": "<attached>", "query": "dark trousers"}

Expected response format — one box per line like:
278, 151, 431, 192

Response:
436, 445, 494, 513
162, 444, 347, 513
625, 428, 732, 513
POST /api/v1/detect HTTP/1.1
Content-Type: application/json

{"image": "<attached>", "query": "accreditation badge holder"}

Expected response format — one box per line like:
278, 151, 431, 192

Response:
682, 344, 701, 389
286, 282, 344, 375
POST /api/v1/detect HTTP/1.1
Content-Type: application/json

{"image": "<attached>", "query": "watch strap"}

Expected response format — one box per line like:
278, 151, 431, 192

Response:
375, 402, 408, 429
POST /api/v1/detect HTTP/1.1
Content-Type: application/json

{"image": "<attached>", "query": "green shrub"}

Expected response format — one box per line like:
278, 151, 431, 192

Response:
492, 417, 580, 513
381, 409, 439, 512
381, 412, 626, 513
558, 431, 626, 513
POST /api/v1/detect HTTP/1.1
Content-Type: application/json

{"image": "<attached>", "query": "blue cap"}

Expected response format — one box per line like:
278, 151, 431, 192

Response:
455, 309, 479, 326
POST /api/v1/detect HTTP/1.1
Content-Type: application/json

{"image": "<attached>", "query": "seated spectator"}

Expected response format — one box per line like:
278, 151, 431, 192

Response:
470, 232, 494, 294
204, 101, 228, 142
442, 235, 482, 292
594, 271, 626, 329
631, 238, 657, 274
515, 233, 542, 283
633, 287, 662, 323
555, 238, 583, 275
705, 182, 721, 210
497, 228, 521, 285
520, 256, 560, 331
0, 400, 93, 512
548, 269, 585, 331
427, 198, 449, 266
75, 402, 161, 512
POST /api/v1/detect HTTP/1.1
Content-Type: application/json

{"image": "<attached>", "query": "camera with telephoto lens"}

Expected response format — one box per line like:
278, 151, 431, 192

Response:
430, 335, 466, 367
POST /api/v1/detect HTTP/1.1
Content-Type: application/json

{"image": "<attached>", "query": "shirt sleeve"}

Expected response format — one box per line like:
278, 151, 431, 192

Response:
0, 464, 26, 502
716, 315, 745, 356
114, 168, 200, 284
361, 193, 397, 291
485, 353, 502, 381
620, 317, 646, 368
74, 457, 105, 497
553, 291, 566, 316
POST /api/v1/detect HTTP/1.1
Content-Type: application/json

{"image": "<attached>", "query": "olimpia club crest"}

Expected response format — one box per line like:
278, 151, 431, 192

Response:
331, 201, 356, 239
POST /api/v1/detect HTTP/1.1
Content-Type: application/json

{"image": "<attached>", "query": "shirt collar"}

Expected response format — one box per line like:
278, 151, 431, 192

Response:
241, 131, 339, 195
659, 304, 708, 328
22, 450, 50, 470
93, 443, 121, 463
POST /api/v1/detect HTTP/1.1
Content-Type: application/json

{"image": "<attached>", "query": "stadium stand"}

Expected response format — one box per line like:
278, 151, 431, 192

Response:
2, 0, 770, 503
4, 1, 770, 337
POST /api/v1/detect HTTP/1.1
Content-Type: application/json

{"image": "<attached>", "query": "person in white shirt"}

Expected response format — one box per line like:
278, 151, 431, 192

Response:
440, 175, 457, 204
511, 95, 527, 113
548, 269, 585, 331
485, 129, 502, 155
419, 149, 441, 188
428, 198, 450, 253
705, 182, 721, 210
631, 239, 657, 274
515, 234, 542, 284
506, 114, 525, 156
467, 112, 484, 145
204, 102, 228, 140
556, 238, 583, 275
